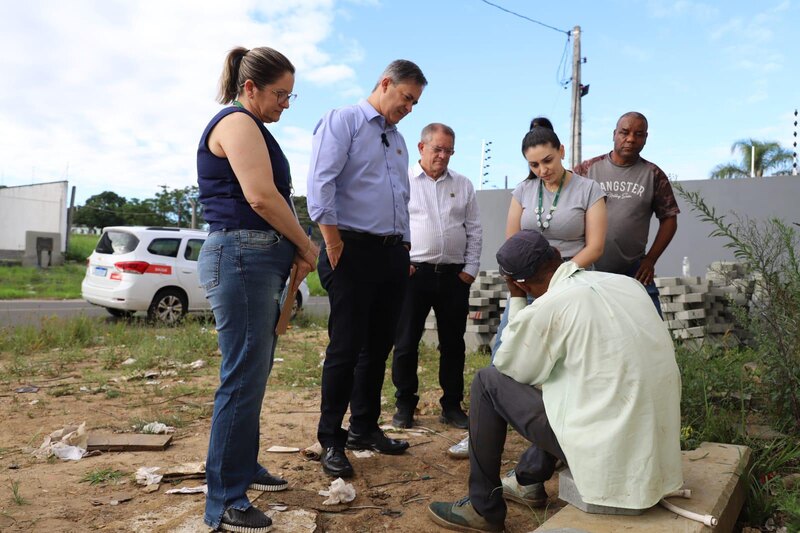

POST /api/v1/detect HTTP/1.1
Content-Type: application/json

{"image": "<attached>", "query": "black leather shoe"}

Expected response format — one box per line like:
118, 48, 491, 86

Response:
392, 408, 415, 429
321, 446, 354, 478
440, 407, 469, 429
219, 506, 272, 533
346, 429, 409, 455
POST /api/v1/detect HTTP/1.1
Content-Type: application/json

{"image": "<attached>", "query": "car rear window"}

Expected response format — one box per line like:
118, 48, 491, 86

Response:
95, 231, 140, 255
147, 238, 181, 258
184, 239, 204, 261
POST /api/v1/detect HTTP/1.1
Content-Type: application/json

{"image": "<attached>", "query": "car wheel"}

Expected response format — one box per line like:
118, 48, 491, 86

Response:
106, 308, 134, 318
291, 291, 302, 319
147, 288, 187, 325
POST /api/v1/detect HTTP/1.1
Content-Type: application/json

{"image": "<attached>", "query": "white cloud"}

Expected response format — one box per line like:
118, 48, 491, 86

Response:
648, 0, 719, 20
0, 0, 358, 202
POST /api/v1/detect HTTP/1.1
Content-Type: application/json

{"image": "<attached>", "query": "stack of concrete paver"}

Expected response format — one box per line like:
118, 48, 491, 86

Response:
655, 261, 754, 344
422, 270, 509, 351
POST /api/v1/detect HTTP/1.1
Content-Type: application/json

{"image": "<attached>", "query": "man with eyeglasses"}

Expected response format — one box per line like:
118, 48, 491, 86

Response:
307, 59, 427, 479
391, 123, 482, 431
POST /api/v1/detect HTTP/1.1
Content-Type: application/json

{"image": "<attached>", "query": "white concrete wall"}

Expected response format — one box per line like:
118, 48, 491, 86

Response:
0, 181, 68, 252
476, 175, 800, 277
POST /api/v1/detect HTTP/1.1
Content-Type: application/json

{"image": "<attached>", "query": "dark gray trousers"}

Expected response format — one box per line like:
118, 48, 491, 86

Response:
468, 367, 566, 524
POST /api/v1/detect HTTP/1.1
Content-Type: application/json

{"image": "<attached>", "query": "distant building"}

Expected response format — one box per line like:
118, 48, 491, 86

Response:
0, 181, 69, 266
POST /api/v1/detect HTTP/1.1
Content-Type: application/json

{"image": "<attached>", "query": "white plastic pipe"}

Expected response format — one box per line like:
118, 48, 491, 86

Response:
659, 498, 718, 527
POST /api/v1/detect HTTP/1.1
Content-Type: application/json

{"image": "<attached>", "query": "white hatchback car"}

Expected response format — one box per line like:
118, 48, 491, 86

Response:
81, 226, 309, 324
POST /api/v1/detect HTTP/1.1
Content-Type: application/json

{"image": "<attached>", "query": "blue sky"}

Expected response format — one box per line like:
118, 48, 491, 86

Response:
1, 0, 797, 204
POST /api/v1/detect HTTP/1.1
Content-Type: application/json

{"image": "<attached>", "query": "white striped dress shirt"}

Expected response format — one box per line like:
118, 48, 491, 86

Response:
408, 162, 482, 277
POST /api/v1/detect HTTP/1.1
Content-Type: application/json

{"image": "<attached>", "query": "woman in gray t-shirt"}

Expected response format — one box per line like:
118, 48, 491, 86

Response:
506, 126, 606, 267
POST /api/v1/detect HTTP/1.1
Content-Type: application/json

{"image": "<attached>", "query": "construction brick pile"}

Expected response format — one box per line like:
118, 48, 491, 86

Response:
655, 261, 754, 344
423, 270, 508, 351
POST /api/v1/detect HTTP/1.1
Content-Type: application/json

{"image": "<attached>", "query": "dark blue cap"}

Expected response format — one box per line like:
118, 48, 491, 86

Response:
496, 230, 556, 280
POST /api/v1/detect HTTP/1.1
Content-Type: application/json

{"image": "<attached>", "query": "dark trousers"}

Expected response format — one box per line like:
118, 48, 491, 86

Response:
392, 266, 470, 410
469, 367, 566, 524
316, 237, 409, 447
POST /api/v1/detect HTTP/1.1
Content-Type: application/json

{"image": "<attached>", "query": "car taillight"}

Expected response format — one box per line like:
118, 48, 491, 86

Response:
114, 261, 150, 274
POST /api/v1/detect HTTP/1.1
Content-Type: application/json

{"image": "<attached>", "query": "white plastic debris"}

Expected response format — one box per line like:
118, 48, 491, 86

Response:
121, 358, 137, 366
187, 359, 206, 369
319, 477, 356, 505
135, 466, 163, 486
265, 445, 300, 453
166, 484, 207, 495
141, 422, 175, 434
33, 422, 88, 460
352, 450, 374, 459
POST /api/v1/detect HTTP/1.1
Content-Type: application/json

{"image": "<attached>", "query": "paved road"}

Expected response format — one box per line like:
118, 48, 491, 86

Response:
0, 297, 330, 328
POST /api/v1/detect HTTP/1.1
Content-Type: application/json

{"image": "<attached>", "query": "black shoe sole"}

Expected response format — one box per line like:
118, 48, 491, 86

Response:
345, 441, 409, 455
248, 481, 289, 491
219, 521, 272, 533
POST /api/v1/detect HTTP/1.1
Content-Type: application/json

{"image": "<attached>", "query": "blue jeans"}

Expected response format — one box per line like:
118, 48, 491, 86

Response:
624, 261, 663, 318
491, 295, 534, 360
198, 229, 294, 529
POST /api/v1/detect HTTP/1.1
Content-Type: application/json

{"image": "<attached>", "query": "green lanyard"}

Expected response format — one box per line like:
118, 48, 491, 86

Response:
232, 100, 244, 109
536, 170, 566, 230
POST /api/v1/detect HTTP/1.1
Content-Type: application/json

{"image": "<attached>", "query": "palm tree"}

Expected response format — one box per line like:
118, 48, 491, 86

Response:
710, 139, 793, 179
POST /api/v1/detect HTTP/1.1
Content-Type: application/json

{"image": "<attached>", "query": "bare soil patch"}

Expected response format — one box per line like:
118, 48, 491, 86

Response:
0, 322, 562, 532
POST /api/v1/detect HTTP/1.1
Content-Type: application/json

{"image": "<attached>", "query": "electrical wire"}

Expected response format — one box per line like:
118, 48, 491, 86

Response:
479, 0, 569, 35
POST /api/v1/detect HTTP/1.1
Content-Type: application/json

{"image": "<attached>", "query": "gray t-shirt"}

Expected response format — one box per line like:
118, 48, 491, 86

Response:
574, 153, 680, 274
512, 173, 606, 259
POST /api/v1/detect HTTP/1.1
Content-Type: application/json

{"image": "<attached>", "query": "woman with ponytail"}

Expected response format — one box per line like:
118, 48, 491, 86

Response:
197, 46, 319, 533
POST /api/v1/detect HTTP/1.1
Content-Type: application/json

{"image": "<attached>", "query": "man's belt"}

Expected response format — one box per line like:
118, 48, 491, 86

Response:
412, 262, 464, 274
339, 230, 404, 246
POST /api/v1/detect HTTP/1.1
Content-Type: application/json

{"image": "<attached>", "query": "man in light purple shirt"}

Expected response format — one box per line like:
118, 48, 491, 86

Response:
307, 59, 427, 479
392, 123, 482, 430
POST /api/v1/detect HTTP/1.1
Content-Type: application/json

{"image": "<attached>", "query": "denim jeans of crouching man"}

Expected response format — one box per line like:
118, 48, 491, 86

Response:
198, 229, 294, 529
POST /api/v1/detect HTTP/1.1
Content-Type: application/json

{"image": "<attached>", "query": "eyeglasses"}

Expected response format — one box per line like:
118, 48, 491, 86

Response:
272, 90, 297, 104
428, 145, 455, 156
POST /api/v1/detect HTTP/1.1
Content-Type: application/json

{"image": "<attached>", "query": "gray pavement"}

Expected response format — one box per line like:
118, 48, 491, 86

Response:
0, 297, 330, 328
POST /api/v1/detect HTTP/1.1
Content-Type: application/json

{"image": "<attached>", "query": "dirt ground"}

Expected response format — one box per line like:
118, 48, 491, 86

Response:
0, 325, 563, 532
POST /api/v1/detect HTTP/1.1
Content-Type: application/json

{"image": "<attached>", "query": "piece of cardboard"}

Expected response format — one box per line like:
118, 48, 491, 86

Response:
87, 434, 172, 452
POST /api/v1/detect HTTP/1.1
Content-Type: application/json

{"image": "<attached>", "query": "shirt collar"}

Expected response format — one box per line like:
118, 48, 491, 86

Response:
548, 261, 581, 290
412, 161, 451, 181
358, 99, 396, 131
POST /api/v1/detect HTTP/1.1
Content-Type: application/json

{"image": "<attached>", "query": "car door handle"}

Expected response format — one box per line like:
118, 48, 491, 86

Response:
182, 270, 193, 274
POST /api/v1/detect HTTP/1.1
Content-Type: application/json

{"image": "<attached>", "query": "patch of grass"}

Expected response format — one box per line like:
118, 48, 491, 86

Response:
10, 480, 27, 505
0, 264, 86, 299
66, 234, 99, 262
305, 270, 326, 296
80, 468, 127, 486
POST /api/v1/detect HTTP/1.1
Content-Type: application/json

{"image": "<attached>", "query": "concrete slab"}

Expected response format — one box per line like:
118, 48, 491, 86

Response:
532, 442, 751, 533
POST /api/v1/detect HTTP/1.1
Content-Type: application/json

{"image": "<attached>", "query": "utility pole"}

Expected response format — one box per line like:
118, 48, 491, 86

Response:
793, 109, 798, 176
569, 25, 582, 169
189, 198, 197, 229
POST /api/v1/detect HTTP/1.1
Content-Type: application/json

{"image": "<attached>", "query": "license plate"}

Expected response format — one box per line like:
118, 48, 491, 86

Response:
93, 266, 108, 277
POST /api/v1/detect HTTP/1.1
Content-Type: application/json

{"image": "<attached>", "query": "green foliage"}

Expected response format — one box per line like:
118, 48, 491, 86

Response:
0, 264, 85, 299
710, 139, 793, 179
66, 234, 100, 262
10, 480, 27, 505
80, 468, 126, 485
676, 184, 800, 430
73, 186, 205, 230
305, 270, 326, 296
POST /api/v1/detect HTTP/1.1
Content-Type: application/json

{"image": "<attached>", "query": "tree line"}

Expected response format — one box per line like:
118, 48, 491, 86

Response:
73, 187, 318, 239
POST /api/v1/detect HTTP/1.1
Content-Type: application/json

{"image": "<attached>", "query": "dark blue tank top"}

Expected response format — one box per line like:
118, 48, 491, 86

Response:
197, 106, 293, 233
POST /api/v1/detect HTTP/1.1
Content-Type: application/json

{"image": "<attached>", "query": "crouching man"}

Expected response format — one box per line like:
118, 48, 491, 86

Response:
428, 230, 683, 532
